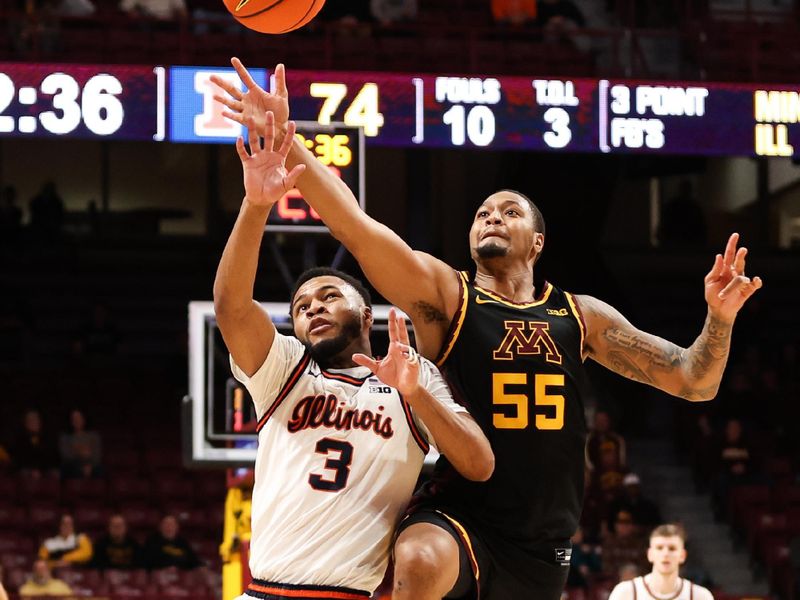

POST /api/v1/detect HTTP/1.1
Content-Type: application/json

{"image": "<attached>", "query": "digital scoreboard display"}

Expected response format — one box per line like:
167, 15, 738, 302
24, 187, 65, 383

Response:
2, 61, 799, 159
282, 70, 800, 158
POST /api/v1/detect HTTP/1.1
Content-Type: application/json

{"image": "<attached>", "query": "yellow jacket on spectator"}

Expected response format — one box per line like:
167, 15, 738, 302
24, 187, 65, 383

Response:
39, 532, 93, 566
19, 578, 73, 596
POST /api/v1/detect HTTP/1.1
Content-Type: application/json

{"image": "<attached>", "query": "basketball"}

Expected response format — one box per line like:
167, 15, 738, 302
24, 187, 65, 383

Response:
223, 0, 326, 34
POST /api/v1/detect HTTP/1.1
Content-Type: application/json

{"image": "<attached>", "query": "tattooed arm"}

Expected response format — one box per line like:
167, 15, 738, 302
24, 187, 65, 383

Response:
577, 233, 762, 402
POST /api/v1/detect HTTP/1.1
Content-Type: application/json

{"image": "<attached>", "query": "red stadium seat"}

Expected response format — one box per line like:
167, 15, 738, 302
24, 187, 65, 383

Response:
729, 485, 771, 529
772, 484, 800, 511
62, 478, 108, 505
109, 476, 152, 502
0, 504, 26, 532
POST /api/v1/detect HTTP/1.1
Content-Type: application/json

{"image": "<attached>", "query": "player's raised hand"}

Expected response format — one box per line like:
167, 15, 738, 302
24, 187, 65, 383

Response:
353, 309, 421, 398
211, 59, 290, 135
237, 111, 305, 207
704, 233, 763, 322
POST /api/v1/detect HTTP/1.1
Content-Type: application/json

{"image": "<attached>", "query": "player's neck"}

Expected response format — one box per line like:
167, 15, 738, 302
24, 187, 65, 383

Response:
474, 265, 536, 303
646, 571, 681, 595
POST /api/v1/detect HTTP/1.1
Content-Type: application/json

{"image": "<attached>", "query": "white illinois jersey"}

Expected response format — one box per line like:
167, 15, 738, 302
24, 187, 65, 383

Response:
609, 576, 714, 600
230, 332, 465, 595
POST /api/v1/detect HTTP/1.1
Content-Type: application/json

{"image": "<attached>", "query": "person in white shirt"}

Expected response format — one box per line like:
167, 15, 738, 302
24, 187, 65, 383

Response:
608, 524, 714, 600
213, 112, 494, 600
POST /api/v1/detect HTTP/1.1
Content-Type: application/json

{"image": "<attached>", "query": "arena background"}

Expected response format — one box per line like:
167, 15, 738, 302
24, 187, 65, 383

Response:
0, 0, 799, 598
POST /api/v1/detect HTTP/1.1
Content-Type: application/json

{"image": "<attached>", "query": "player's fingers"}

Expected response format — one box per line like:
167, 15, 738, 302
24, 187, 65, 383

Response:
210, 76, 243, 101
246, 117, 259, 153
231, 57, 260, 91
235, 136, 248, 161
221, 110, 245, 126
718, 275, 750, 300
722, 232, 739, 269
733, 246, 747, 275
274, 63, 289, 98
284, 165, 306, 190
279, 121, 297, 157
387, 308, 398, 342
352, 353, 379, 372
213, 93, 241, 113
263, 111, 275, 152
704, 254, 724, 284
397, 314, 411, 346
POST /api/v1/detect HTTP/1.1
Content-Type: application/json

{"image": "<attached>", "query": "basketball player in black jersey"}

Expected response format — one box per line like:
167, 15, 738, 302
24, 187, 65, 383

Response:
213, 59, 763, 600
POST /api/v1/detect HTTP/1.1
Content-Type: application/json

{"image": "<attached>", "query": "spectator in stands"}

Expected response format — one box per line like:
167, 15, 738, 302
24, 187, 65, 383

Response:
0, 185, 23, 237
593, 445, 628, 504
586, 410, 626, 472
119, 0, 187, 22
92, 514, 144, 570
607, 473, 662, 532
29, 181, 64, 239
59, 409, 103, 479
536, 0, 585, 46
19, 559, 73, 597
144, 515, 201, 570
370, 0, 417, 26
618, 562, 640, 582
10, 409, 58, 477
659, 180, 707, 247
39, 514, 93, 568
712, 418, 755, 519
566, 526, 601, 589
317, 0, 372, 32
601, 510, 648, 578
491, 0, 536, 26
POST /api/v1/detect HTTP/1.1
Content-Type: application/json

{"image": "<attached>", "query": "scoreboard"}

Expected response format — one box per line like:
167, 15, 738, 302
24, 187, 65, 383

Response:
1, 61, 799, 158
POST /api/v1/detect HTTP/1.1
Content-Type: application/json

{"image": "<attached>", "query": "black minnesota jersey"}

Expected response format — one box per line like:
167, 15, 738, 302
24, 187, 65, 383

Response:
424, 271, 589, 547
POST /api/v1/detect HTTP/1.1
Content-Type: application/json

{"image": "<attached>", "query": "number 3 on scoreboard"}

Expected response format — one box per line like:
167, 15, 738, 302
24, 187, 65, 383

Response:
310, 82, 385, 137
492, 373, 565, 430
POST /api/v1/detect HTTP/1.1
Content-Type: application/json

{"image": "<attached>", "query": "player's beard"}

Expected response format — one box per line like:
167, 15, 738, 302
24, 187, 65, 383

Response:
304, 312, 363, 368
476, 242, 509, 259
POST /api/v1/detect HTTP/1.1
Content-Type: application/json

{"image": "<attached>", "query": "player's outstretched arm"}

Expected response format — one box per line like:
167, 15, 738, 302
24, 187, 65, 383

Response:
212, 60, 460, 358
578, 233, 762, 401
213, 113, 306, 376
354, 310, 494, 481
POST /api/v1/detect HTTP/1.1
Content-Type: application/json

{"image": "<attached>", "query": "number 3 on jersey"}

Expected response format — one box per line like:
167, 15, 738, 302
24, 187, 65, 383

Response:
309, 438, 353, 492
493, 373, 565, 430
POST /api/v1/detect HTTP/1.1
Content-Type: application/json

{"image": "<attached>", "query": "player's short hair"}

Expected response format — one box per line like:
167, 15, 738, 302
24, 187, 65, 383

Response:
650, 523, 687, 543
290, 267, 372, 311
497, 189, 546, 236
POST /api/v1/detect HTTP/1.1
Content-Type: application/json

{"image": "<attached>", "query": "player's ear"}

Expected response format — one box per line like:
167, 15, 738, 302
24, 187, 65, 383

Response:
679, 547, 687, 565
647, 546, 655, 565
363, 306, 373, 327
529, 232, 545, 262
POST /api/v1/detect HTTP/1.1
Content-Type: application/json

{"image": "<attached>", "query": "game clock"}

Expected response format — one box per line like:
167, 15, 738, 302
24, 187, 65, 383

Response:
0, 63, 165, 140
268, 124, 365, 233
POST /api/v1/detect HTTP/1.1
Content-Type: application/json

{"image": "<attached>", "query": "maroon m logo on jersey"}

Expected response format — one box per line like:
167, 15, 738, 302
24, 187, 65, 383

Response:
492, 320, 563, 364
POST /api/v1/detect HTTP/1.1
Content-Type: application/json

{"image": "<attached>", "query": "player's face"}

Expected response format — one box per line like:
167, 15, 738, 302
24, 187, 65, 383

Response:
469, 192, 543, 265
292, 276, 370, 362
647, 535, 687, 576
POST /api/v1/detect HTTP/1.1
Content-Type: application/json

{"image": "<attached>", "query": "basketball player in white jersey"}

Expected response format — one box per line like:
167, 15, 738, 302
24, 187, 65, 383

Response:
608, 524, 713, 600
214, 112, 495, 599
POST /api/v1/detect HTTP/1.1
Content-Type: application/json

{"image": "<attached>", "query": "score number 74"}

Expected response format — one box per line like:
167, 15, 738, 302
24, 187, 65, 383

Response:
311, 82, 384, 137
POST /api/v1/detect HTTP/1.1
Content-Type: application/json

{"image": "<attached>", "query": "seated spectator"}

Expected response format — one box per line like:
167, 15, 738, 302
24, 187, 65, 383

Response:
370, 0, 417, 26
29, 181, 64, 238
19, 559, 73, 597
491, 0, 536, 26
567, 526, 601, 589
93, 514, 144, 570
601, 510, 648, 578
144, 515, 201, 570
586, 410, 626, 472
39, 514, 93, 568
712, 418, 755, 519
607, 473, 662, 532
0, 185, 23, 238
119, 0, 187, 21
593, 445, 628, 504
536, 0, 585, 45
59, 409, 103, 479
617, 562, 640, 582
10, 409, 58, 477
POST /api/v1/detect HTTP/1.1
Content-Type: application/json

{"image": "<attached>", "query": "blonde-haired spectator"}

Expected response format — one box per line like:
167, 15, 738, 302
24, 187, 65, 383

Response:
19, 560, 72, 597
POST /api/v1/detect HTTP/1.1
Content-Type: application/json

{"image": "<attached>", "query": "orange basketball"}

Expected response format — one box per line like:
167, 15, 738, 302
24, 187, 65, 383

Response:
223, 0, 326, 34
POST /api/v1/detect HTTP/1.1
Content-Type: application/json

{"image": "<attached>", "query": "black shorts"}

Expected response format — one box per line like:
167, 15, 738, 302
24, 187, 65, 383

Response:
396, 509, 570, 600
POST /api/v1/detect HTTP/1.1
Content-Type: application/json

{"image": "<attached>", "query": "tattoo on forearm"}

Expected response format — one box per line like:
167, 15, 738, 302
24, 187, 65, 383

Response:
412, 301, 449, 325
686, 315, 731, 380
605, 350, 656, 385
